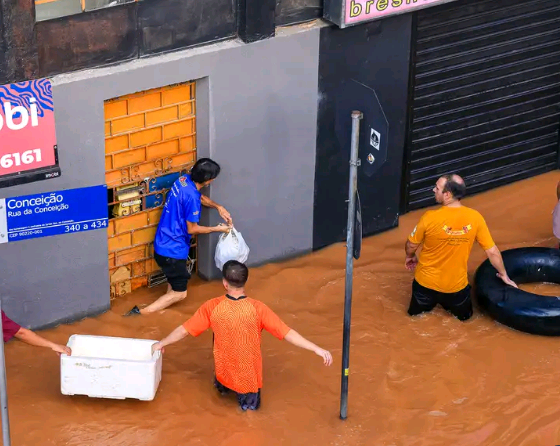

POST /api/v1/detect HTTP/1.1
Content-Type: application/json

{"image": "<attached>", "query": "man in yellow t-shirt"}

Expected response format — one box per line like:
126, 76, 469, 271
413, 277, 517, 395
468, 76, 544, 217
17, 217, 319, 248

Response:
404, 174, 517, 321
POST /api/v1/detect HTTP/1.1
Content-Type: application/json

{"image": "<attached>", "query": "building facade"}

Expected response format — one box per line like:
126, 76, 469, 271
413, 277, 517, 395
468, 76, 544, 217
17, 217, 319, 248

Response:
0, 0, 558, 328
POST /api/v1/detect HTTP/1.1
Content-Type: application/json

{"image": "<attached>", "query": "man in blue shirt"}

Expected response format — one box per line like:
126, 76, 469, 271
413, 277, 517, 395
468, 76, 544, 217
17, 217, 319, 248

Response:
125, 158, 232, 316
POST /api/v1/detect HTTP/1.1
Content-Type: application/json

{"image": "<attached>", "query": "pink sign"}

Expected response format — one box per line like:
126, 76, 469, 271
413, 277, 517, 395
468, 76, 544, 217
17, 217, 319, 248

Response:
345, 0, 452, 25
0, 79, 58, 180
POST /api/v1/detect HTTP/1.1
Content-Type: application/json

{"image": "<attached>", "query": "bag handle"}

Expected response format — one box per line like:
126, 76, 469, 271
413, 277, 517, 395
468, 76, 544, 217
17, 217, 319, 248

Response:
219, 225, 236, 241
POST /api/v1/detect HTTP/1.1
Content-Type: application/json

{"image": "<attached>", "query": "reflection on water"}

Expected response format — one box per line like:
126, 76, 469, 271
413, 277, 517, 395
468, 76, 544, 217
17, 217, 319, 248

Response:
5, 172, 560, 445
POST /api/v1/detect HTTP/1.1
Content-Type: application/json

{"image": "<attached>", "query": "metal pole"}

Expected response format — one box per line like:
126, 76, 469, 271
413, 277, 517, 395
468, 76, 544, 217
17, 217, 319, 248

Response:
340, 110, 362, 420
0, 300, 11, 445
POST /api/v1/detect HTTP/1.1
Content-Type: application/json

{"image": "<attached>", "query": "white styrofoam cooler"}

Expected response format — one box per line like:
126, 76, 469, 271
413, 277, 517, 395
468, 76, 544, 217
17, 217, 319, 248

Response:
61, 334, 162, 401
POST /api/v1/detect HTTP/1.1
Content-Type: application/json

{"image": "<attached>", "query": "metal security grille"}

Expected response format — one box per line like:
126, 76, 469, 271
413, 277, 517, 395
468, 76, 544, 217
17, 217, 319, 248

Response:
104, 82, 197, 299
403, 0, 560, 211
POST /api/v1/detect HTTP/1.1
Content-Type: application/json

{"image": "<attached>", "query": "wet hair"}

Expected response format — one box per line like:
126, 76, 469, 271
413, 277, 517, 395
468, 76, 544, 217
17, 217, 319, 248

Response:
222, 260, 249, 288
442, 174, 467, 200
190, 158, 221, 184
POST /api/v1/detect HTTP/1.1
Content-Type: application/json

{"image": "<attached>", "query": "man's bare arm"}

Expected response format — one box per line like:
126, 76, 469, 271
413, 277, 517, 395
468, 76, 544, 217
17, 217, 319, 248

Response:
485, 245, 518, 288
200, 194, 219, 209
284, 329, 333, 366
152, 325, 189, 354
187, 221, 230, 235
14, 328, 71, 355
200, 195, 232, 224
405, 240, 420, 258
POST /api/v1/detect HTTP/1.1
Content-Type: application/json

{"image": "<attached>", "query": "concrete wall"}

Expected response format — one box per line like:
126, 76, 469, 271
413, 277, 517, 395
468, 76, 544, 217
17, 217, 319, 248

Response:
0, 24, 321, 328
0, 79, 110, 329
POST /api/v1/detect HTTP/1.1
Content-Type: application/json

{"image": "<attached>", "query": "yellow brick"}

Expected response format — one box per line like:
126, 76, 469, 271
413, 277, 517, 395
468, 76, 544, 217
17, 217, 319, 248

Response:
132, 226, 157, 245
147, 140, 179, 160
162, 85, 192, 106
108, 253, 116, 268
107, 221, 115, 238
145, 245, 154, 258
130, 127, 162, 148
114, 212, 149, 234
171, 152, 196, 168
105, 134, 129, 154
163, 119, 194, 140
106, 170, 124, 188
131, 277, 148, 291
179, 136, 195, 152
147, 258, 160, 274
112, 114, 145, 134
132, 261, 147, 277
127, 161, 157, 180
105, 100, 127, 120
108, 233, 132, 252
113, 147, 146, 168
105, 122, 111, 137
128, 92, 162, 114
105, 155, 112, 171
108, 159, 171, 185
145, 106, 178, 126
116, 246, 146, 266
120, 91, 142, 100
148, 208, 162, 224
179, 102, 194, 118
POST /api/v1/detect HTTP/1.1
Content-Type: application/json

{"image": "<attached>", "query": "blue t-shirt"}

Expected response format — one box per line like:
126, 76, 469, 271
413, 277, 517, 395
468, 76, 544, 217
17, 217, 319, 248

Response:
153, 175, 201, 259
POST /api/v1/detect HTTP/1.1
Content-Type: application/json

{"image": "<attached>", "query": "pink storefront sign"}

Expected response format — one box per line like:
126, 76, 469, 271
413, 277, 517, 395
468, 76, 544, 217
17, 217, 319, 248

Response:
324, 0, 458, 28
0, 79, 61, 187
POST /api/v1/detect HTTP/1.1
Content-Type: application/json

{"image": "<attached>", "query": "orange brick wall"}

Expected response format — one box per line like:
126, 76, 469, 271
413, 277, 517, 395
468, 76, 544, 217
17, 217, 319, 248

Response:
105, 82, 197, 299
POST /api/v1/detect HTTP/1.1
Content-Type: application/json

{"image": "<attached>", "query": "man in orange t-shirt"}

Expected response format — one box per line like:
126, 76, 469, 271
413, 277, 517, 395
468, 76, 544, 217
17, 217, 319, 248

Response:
404, 174, 517, 321
152, 260, 333, 411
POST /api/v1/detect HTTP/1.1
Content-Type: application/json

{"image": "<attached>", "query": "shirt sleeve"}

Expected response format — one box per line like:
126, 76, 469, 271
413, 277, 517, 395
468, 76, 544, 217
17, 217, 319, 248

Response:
182, 299, 219, 337
2, 311, 21, 343
476, 214, 496, 251
408, 214, 426, 245
254, 301, 291, 340
184, 194, 201, 224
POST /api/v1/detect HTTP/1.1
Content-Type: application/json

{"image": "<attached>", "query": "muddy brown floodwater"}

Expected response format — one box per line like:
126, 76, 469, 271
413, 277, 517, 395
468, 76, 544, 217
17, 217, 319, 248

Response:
6, 172, 560, 446
519, 282, 560, 297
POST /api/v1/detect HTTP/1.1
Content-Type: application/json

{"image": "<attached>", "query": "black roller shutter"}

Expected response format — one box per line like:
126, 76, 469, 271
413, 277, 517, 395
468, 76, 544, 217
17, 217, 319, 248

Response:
404, 0, 560, 211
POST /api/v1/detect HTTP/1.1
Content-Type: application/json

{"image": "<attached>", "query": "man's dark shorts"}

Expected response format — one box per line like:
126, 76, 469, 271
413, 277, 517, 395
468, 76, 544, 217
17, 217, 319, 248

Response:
214, 377, 261, 411
154, 252, 191, 292
407, 279, 473, 321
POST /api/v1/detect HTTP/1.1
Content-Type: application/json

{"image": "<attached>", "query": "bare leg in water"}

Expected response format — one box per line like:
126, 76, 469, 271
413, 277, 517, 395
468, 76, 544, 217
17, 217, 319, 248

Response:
125, 283, 187, 316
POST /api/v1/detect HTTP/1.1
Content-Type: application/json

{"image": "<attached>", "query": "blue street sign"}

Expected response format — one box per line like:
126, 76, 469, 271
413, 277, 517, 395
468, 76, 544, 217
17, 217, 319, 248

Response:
0, 185, 108, 244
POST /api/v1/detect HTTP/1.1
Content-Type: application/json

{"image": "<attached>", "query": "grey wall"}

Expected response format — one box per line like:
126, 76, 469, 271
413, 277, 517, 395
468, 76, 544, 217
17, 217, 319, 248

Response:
2, 24, 321, 329
0, 79, 110, 329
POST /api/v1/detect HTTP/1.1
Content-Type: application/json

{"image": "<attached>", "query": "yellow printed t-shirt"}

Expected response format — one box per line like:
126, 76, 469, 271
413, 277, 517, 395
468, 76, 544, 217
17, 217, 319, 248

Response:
408, 206, 495, 293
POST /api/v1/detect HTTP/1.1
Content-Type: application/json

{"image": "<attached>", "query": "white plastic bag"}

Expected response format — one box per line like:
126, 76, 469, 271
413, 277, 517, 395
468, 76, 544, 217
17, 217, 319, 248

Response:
214, 226, 250, 270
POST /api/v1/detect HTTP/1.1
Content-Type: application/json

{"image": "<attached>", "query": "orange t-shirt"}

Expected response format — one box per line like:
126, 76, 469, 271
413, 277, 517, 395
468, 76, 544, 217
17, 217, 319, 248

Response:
183, 295, 291, 394
408, 206, 495, 293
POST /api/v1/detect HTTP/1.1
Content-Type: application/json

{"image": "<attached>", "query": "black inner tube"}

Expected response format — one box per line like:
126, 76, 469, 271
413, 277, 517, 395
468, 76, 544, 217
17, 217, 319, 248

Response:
474, 247, 560, 336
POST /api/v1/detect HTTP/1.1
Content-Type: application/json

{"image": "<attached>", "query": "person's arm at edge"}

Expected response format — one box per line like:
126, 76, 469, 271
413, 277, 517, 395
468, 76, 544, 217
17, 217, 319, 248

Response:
14, 327, 71, 356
